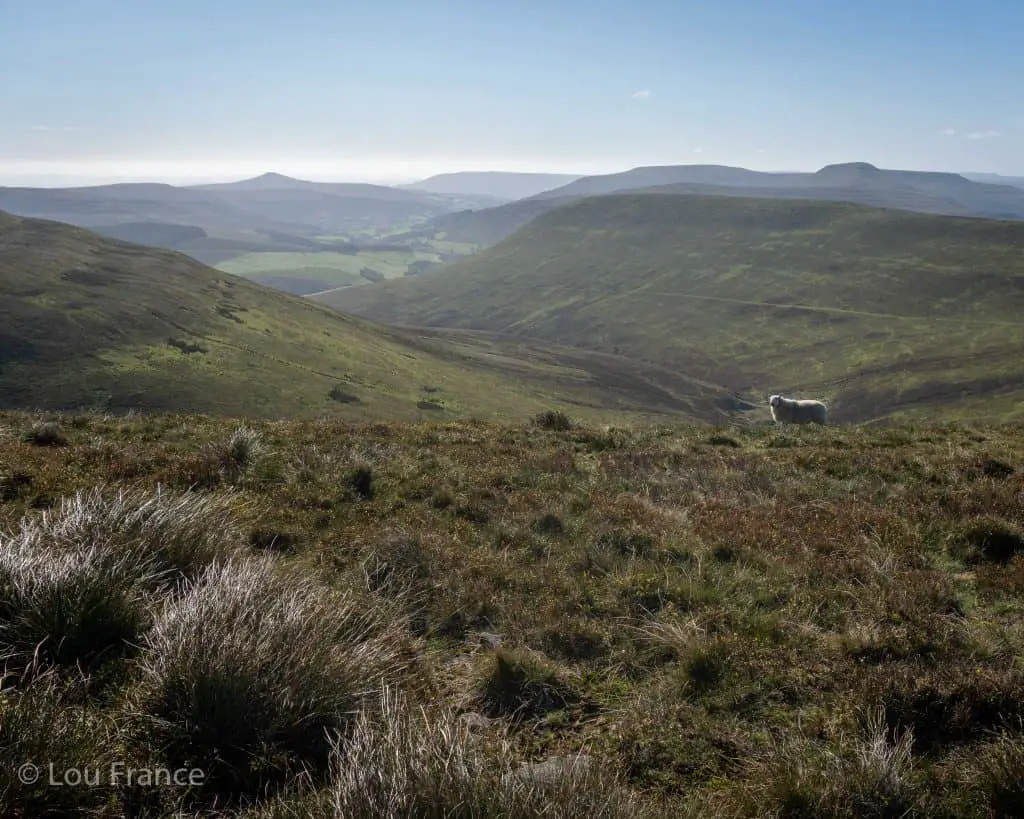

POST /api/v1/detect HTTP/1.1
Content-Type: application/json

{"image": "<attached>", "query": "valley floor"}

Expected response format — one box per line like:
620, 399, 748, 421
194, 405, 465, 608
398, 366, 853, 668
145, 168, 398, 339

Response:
1, 410, 1023, 816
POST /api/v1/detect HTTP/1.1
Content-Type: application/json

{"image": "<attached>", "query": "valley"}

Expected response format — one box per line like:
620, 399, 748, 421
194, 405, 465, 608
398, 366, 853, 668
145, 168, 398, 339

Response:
0, 209, 745, 423
320, 193, 1024, 424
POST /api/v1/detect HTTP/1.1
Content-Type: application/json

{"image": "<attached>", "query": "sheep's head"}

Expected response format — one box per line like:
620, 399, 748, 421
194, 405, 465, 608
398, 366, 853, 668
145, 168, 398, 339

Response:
769, 395, 782, 408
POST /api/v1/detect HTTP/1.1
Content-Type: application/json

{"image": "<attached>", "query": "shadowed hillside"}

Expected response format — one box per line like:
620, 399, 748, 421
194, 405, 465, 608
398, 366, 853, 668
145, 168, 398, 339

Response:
316, 194, 1024, 423
0, 210, 741, 422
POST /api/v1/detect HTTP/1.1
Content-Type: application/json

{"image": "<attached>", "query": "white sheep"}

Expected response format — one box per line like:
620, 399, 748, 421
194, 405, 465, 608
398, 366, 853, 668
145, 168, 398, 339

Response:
768, 394, 829, 425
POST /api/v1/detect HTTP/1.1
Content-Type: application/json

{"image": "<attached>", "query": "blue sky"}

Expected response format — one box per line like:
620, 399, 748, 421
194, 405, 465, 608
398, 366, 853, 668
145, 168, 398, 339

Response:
1, 0, 1022, 184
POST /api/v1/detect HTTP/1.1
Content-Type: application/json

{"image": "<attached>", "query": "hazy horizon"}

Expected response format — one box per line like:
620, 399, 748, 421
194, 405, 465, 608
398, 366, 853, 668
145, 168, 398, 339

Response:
3, 0, 1023, 187
3, 157, 1023, 190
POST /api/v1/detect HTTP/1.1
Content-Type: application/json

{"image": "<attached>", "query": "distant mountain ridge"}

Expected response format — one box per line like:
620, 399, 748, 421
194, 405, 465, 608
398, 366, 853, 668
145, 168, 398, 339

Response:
962, 172, 1024, 191
401, 162, 1024, 249
0, 173, 501, 245
534, 162, 1024, 219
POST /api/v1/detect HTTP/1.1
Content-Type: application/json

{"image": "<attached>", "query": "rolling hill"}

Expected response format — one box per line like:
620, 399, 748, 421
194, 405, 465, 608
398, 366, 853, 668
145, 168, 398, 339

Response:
402, 171, 582, 200
396, 162, 1024, 252
0, 174, 498, 241
0, 210, 738, 422
534, 162, 1024, 220
315, 193, 1024, 423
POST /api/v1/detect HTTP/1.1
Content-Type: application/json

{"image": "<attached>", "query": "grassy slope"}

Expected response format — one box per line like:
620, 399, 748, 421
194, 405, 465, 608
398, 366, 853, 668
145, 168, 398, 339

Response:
318, 194, 1024, 423
2, 410, 1023, 816
0, 211, 738, 423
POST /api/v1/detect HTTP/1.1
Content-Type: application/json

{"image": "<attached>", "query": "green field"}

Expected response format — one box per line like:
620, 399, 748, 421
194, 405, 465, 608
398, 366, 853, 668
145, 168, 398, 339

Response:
3, 411, 1024, 815
318, 193, 1024, 424
216, 248, 447, 293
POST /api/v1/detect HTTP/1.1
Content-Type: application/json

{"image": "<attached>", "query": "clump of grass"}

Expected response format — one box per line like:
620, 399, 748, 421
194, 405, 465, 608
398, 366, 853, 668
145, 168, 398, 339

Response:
248, 529, 301, 554
707, 434, 740, 448
327, 385, 360, 404
0, 487, 241, 675
0, 677, 122, 815
0, 539, 154, 675
970, 734, 1024, 816
325, 687, 645, 819
947, 515, 1024, 565
478, 647, 578, 720
721, 709, 920, 817
680, 638, 732, 695
0, 470, 33, 501
23, 421, 67, 448
223, 425, 262, 473
346, 463, 374, 500
139, 556, 409, 799
430, 487, 455, 509
533, 512, 566, 535
534, 410, 574, 432
18, 486, 244, 584
362, 533, 433, 596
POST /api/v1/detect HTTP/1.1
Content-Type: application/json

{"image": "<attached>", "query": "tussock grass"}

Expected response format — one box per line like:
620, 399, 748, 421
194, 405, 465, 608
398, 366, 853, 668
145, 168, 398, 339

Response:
139, 556, 410, 799
0, 677, 123, 815
23, 421, 68, 448
0, 487, 242, 676
17, 486, 244, 584
477, 647, 580, 720
324, 687, 645, 819
0, 539, 153, 675
715, 708, 921, 817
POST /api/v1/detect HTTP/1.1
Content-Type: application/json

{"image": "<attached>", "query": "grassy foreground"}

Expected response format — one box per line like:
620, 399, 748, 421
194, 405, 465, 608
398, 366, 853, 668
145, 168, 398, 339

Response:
1, 410, 1023, 816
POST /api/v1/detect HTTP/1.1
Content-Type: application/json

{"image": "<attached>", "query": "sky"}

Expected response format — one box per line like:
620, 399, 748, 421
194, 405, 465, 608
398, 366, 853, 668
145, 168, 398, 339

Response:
2, 0, 1022, 186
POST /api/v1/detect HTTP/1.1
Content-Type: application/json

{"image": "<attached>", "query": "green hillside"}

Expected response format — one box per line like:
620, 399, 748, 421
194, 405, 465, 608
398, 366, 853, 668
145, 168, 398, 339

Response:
316, 194, 1024, 423
0, 210, 739, 422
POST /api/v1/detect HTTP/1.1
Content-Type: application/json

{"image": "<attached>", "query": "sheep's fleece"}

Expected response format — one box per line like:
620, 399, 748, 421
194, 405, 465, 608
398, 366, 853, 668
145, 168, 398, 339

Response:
768, 394, 828, 425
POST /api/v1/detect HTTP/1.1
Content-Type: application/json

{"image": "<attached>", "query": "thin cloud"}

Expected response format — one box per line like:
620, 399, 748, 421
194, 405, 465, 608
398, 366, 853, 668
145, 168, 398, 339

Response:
30, 125, 82, 132
937, 128, 956, 136
631, 89, 651, 99
966, 130, 1001, 140
692, 148, 703, 154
